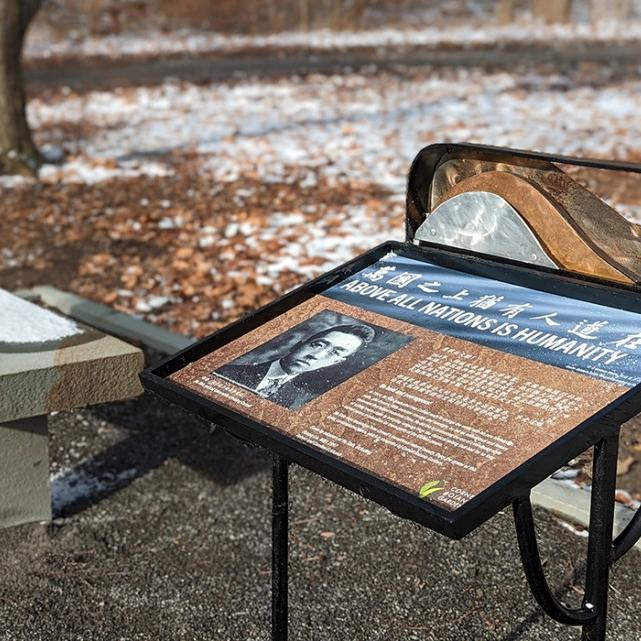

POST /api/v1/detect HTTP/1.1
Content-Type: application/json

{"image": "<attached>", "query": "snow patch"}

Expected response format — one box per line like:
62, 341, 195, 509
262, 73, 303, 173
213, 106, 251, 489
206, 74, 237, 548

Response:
0, 290, 81, 344
51, 465, 138, 515
24, 21, 641, 64
24, 69, 641, 201
38, 158, 172, 184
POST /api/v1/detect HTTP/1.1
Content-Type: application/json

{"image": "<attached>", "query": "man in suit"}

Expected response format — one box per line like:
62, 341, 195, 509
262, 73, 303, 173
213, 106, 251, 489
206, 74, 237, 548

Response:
215, 323, 376, 409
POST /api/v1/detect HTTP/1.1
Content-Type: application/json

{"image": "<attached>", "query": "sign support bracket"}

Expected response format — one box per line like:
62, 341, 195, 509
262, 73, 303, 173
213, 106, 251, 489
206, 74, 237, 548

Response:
267, 430, 631, 641
513, 431, 620, 641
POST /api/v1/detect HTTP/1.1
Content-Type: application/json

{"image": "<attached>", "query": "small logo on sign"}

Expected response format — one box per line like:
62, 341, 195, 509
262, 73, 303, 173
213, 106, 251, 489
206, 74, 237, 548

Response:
419, 480, 445, 499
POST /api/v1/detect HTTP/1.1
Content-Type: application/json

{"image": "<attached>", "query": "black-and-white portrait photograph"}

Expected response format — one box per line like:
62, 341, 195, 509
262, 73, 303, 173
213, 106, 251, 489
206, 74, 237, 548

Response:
214, 310, 413, 410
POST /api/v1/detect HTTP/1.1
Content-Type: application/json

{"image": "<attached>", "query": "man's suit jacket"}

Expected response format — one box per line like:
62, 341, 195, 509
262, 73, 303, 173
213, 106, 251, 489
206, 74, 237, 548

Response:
215, 361, 315, 410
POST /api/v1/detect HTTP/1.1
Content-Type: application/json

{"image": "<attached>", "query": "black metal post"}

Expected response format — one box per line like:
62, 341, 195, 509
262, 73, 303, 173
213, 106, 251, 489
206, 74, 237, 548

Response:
581, 432, 619, 641
272, 454, 289, 641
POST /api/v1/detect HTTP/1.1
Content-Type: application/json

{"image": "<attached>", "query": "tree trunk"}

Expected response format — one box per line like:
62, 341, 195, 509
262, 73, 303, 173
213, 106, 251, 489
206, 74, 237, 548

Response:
299, 0, 309, 32
0, 0, 42, 176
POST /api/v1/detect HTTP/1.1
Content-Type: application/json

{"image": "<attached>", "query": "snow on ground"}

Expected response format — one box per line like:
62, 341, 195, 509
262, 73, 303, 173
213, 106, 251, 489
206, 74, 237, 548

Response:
247, 199, 404, 282
39, 157, 173, 184
22, 68, 641, 202
24, 19, 641, 63
51, 464, 139, 516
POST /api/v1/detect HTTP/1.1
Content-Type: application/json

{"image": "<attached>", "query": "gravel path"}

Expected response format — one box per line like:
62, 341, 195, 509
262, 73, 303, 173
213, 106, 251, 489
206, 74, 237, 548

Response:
2, 391, 641, 640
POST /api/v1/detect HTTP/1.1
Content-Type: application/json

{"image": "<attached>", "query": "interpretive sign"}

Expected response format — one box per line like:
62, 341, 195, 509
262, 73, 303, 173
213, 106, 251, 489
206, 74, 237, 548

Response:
145, 242, 641, 537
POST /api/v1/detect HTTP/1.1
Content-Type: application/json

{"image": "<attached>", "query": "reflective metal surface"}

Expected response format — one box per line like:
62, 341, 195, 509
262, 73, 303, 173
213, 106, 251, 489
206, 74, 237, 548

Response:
415, 191, 558, 269
428, 158, 561, 212
411, 152, 641, 284
424, 171, 632, 283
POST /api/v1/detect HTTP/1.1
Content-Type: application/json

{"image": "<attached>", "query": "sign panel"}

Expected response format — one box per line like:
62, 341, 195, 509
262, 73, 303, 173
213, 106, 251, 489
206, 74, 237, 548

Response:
169, 252, 641, 514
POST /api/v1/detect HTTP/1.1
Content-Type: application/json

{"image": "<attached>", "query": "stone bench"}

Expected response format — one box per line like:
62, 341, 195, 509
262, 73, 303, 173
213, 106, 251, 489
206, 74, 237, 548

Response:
0, 288, 143, 527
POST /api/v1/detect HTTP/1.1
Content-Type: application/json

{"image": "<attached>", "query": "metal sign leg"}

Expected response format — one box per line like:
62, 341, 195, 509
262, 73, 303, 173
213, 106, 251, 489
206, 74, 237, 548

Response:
581, 433, 619, 641
513, 432, 619, 641
272, 454, 289, 641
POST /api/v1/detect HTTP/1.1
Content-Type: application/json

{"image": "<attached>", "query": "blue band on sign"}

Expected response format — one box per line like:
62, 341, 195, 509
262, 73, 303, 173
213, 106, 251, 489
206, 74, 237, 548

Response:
323, 254, 641, 388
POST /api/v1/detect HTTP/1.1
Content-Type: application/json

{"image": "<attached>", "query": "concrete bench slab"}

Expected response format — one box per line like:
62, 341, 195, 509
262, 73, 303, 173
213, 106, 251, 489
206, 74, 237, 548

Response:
1, 288, 143, 527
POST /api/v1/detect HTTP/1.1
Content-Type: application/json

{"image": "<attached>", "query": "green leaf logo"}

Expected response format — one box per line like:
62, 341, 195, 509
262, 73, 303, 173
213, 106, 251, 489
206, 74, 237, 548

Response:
419, 480, 445, 499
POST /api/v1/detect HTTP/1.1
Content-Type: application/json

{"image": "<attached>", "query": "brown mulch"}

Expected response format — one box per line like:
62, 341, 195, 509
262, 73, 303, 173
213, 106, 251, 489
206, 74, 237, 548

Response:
0, 153, 400, 338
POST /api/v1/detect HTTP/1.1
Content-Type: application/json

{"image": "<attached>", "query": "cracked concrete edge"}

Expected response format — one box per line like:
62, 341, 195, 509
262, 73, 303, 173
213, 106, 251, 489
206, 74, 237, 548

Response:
16, 287, 640, 551
16, 286, 194, 355
531, 477, 640, 552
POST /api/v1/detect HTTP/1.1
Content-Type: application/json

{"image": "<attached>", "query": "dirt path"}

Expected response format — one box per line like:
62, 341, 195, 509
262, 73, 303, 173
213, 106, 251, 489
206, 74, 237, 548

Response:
25, 41, 641, 93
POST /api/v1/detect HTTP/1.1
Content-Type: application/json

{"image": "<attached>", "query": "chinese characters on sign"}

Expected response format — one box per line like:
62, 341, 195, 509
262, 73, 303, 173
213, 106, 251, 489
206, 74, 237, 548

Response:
329, 254, 641, 386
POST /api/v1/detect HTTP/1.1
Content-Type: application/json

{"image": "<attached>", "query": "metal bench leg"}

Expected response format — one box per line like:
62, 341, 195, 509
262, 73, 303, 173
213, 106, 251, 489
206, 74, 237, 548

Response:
513, 432, 619, 641
272, 454, 289, 641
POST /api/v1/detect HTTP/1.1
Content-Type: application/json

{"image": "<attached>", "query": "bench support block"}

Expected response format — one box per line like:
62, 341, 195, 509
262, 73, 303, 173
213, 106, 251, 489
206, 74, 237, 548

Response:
0, 415, 51, 528
272, 454, 289, 641
514, 431, 620, 641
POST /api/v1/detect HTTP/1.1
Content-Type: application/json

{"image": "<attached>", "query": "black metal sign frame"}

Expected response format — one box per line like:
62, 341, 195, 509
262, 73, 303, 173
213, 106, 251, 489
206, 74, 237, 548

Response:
141, 144, 641, 641
142, 240, 641, 539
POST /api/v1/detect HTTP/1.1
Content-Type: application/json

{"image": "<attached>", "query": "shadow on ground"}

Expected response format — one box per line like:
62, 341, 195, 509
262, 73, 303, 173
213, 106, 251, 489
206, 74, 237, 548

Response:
51, 391, 269, 518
